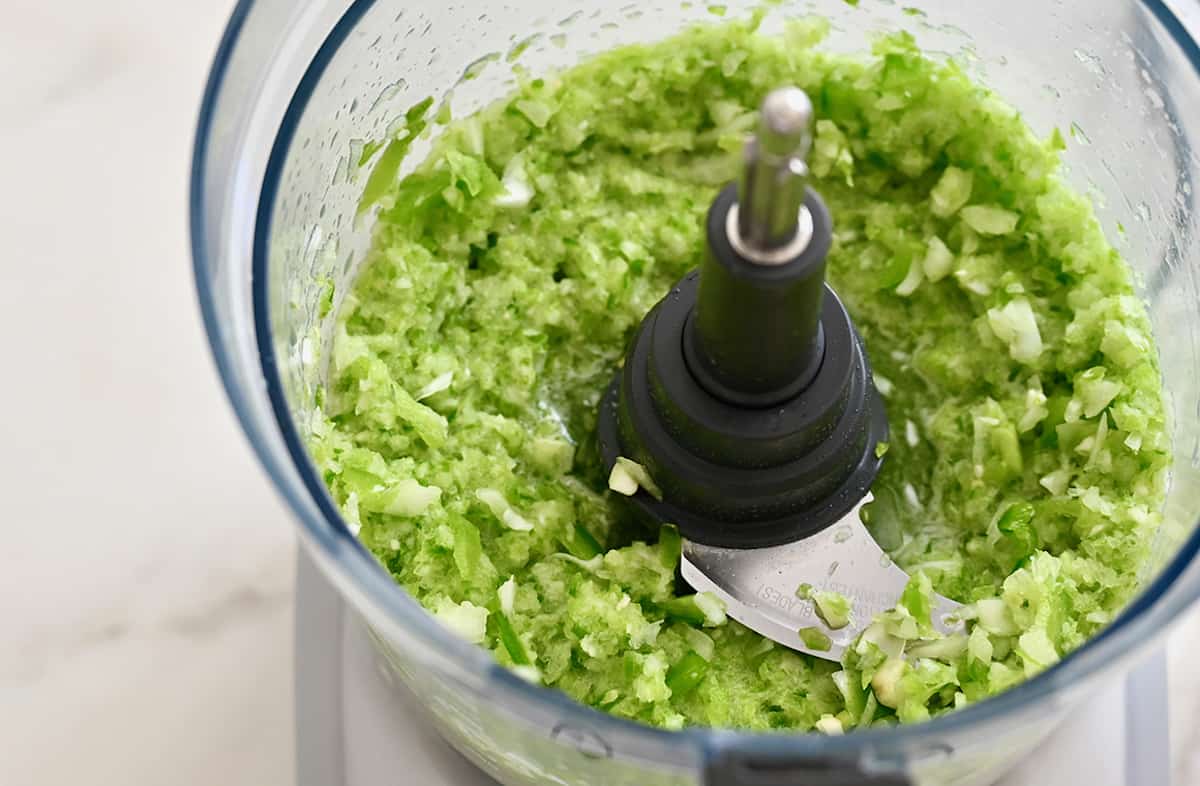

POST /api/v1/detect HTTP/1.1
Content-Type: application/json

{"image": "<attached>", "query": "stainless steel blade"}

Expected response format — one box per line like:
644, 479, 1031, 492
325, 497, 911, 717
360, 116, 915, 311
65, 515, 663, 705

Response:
680, 493, 962, 661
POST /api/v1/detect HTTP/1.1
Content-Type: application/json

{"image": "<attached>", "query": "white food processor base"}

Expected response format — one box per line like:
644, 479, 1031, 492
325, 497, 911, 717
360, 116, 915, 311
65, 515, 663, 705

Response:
294, 552, 1171, 786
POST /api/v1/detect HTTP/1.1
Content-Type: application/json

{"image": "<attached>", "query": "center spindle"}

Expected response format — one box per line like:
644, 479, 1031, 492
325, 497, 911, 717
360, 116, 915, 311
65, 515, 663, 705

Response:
688, 88, 831, 407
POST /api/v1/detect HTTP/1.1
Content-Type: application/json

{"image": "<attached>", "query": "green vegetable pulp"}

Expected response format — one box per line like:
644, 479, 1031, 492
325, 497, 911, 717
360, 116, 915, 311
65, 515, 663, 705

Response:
310, 17, 1169, 731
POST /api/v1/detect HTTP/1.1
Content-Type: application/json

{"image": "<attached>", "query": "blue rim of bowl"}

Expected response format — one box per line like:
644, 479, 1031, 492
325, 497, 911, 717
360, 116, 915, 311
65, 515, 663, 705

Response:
193, 0, 1200, 766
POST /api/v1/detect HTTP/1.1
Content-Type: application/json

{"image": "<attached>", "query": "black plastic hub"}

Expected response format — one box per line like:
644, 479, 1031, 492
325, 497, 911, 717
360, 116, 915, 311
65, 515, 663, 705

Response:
597, 183, 888, 549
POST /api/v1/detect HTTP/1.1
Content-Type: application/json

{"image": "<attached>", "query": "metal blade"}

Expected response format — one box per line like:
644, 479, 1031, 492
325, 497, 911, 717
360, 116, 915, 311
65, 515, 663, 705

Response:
680, 493, 962, 661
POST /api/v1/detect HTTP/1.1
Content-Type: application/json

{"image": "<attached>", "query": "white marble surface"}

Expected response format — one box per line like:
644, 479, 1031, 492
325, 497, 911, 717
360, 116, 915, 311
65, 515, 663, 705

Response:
0, 2, 294, 785
0, 1, 1198, 785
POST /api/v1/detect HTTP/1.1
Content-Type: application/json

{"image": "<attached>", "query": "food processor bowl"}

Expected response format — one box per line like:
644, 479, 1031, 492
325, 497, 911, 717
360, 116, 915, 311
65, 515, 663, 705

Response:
191, 1, 1200, 783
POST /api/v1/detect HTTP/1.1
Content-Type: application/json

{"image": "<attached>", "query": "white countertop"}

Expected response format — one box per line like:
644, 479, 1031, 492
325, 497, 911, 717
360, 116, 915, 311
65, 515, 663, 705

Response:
0, 2, 1197, 785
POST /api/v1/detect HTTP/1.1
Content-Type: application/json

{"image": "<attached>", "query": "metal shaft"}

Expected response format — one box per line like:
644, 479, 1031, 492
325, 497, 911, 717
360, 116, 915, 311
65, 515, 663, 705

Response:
736, 88, 814, 260
689, 86, 829, 406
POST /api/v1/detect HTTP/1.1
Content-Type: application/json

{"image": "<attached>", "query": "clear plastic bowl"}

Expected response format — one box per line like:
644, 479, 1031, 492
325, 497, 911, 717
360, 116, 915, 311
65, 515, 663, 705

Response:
192, 1, 1200, 783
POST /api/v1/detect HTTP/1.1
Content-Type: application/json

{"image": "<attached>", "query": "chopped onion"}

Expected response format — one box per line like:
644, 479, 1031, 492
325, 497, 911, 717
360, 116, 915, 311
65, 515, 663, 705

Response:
815, 715, 845, 735
987, 298, 1043, 364
498, 576, 517, 615
476, 488, 535, 531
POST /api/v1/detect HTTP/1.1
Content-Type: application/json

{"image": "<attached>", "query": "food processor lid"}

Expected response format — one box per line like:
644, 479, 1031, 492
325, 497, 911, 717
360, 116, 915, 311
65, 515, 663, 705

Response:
191, 0, 1200, 770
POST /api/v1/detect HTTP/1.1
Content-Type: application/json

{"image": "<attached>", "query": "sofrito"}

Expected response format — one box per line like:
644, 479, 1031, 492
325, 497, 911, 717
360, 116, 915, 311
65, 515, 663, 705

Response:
309, 17, 1169, 731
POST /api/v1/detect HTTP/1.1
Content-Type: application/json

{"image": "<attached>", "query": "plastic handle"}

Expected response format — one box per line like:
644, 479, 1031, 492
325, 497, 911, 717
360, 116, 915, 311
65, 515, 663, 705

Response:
705, 753, 912, 786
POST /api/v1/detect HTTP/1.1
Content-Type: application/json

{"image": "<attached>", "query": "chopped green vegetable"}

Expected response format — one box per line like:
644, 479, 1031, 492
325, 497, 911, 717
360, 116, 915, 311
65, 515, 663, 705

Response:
662, 593, 727, 627
569, 523, 604, 559
448, 514, 491, 585
683, 627, 716, 661
895, 255, 925, 296
607, 462, 639, 496
462, 52, 501, 81
922, 236, 954, 282
528, 436, 574, 476
1075, 366, 1123, 417
507, 34, 539, 63
357, 139, 384, 167
870, 657, 908, 709
812, 590, 853, 630
963, 598, 1021, 636
799, 627, 833, 651
514, 98, 554, 128
996, 502, 1038, 564
356, 97, 435, 215
693, 592, 727, 627
987, 298, 1044, 364
497, 576, 517, 615
357, 138, 411, 215
609, 457, 664, 500
906, 635, 967, 661
317, 278, 336, 318
414, 371, 454, 401
665, 650, 710, 696
312, 17, 1168, 733
815, 714, 845, 735
961, 205, 1020, 235
929, 167, 973, 217
431, 597, 489, 644
658, 524, 682, 570
358, 477, 441, 517
475, 488, 535, 531
494, 610, 532, 665
898, 572, 934, 630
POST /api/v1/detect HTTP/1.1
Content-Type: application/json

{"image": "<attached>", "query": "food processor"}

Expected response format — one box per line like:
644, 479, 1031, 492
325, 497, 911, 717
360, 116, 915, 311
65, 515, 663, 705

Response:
191, 0, 1200, 783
